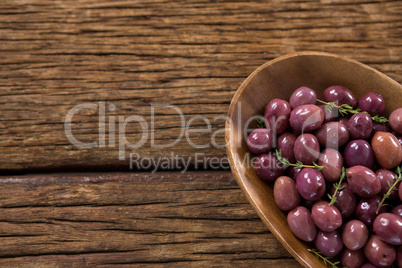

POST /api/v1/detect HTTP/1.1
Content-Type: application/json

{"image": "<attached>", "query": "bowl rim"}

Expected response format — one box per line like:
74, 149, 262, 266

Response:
225, 51, 401, 268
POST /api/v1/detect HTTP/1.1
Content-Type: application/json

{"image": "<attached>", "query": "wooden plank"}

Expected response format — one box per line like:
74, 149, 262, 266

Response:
0, 0, 401, 172
0, 171, 300, 267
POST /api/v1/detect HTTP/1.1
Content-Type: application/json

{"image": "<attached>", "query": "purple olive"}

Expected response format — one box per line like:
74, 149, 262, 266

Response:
247, 128, 274, 155
358, 92, 385, 116
317, 148, 343, 182
389, 108, 402, 135
346, 166, 381, 198
340, 248, 365, 268
289, 104, 324, 133
311, 201, 342, 232
338, 117, 349, 126
397, 246, 402, 268
376, 169, 399, 200
347, 112, 373, 140
293, 134, 320, 165
274, 176, 301, 211
323, 85, 357, 108
342, 219, 369, 250
289, 86, 317, 108
296, 168, 326, 201
264, 99, 291, 135
355, 196, 386, 226
287, 206, 317, 242
392, 205, 402, 218
344, 139, 374, 169
371, 122, 391, 137
276, 132, 297, 163
314, 121, 350, 149
361, 264, 378, 268
373, 213, 402, 246
254, 154, 285, 181
314, 230, 343, 257
364, 235, 396, 267
286, 166, 301, 181
330, 182, 357, 219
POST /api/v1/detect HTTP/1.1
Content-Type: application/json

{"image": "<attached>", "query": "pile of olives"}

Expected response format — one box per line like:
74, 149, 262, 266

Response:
247, 85, 402, 267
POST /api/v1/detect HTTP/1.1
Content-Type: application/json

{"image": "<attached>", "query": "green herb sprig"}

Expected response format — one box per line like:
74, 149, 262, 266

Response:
376, 166, 402, 214
275, 150, 325, 171
308, 249, 344, 268
256, 118, 266, 128
316, 99, 388, 123
369, 114, 389, 124
327, 167, 346, 206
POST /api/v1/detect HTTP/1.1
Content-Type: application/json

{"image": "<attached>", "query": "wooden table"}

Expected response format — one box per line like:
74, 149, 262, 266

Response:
0, 1, 400, 267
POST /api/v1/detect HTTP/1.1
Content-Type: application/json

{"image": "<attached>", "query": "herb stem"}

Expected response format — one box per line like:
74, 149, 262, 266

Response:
308, 249, 341, 268
275, 150, 325, 171
328, 167, 346, 206
256, 118, 266, 128
316, 99, 330, 105
316, 99, 388, 123
376, 166, 402, 214
316, 99, 344, 111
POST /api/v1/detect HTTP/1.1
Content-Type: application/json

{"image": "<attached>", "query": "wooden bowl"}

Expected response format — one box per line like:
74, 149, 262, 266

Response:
225, 51, 402, 268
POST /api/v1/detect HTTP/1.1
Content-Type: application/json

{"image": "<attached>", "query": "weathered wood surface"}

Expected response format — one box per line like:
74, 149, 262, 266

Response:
0, 171, 299, 267
0, 1, 401, 266
0, 0, 401, 172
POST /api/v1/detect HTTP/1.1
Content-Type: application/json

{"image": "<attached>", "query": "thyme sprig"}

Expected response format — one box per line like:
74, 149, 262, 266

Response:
327, 167, 346, 206
256, 118, 266, 128
308, 249, 343, 268
376, 166, 402, 214
275, 150, 325, 171
368, 114, 389, 124
316, 99, 388, 123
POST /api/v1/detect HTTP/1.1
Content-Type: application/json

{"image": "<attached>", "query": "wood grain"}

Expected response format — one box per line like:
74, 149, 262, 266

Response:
0, 0, 401, 172
0, 171, 299, 267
